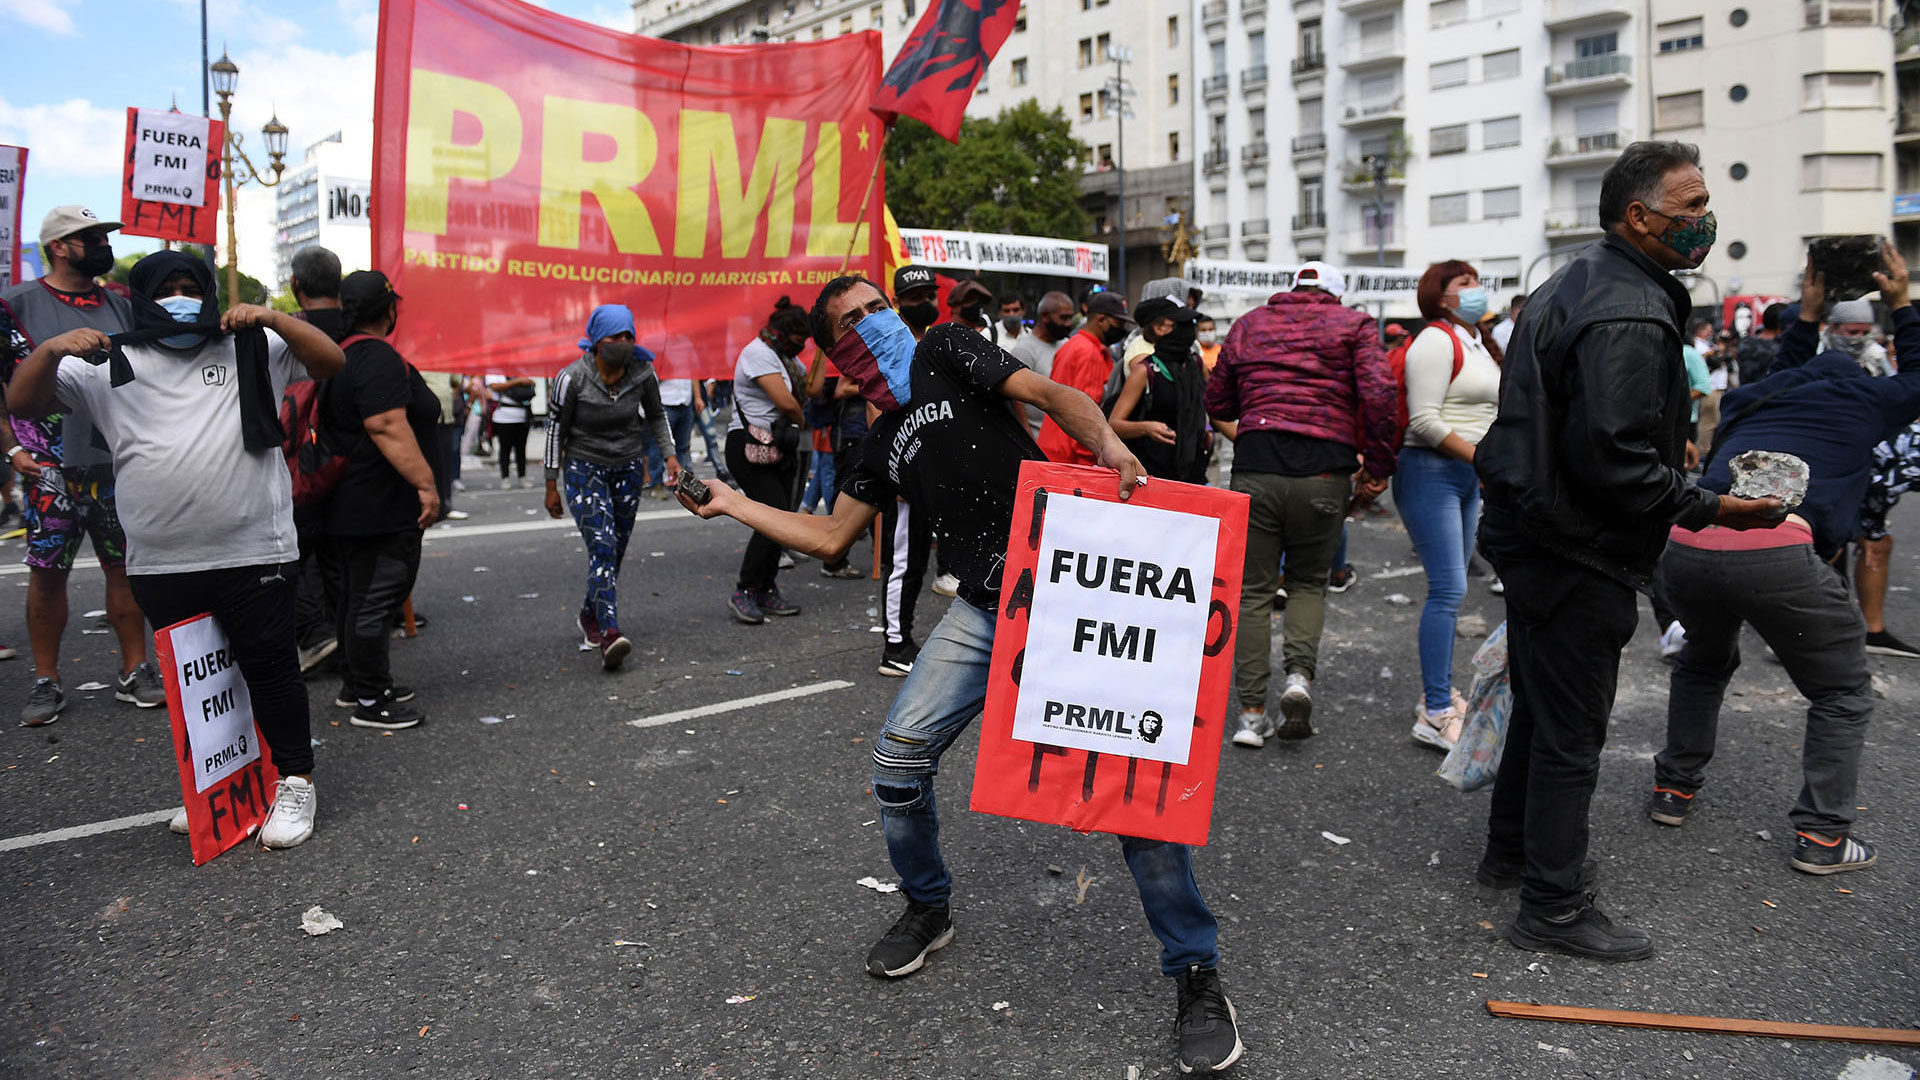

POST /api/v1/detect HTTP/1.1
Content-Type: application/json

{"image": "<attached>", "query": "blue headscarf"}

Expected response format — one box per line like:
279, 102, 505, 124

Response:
578, 304, 635, 351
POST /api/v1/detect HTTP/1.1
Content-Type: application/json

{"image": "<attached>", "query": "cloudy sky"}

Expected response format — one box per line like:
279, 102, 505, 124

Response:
1, 0, 632, 283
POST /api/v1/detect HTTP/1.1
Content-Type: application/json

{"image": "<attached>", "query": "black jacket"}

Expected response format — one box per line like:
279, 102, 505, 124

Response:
1476, 231, 1719, 590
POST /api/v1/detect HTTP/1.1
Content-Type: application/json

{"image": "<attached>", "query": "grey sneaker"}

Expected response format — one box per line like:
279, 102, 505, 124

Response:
1230, 710, 1274, 749
21, 677, 65, 727
1275, 673, 1314, 739
116, 661, 166, 708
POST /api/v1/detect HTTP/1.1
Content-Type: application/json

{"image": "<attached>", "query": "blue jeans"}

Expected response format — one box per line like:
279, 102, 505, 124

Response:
564, 457, 643, 634
643, 405, 695, 488
871, 597, 1221, 975
1392, 446, 1480, 711
802, 445, 837, 511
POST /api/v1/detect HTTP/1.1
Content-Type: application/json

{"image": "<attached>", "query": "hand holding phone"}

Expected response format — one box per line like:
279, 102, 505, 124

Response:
674, 469, 712, 507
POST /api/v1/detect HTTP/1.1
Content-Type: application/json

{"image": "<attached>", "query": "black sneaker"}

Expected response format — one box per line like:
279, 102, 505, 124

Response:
878, 640, 918, 678
1508, 895, 1653, 962
864, 899, 953, 978
350, 690, 425, 730
1326, 566, 1357, 594
1474, 857, 1598, 891
754, 587, 801, 617
728, 589, 766, 625
336, 684, 415, 708
1790, 831, 1877, 875
1173, 965, 1244, 1074
1865, 630, 1920, 658
1647, 785, 1696, 827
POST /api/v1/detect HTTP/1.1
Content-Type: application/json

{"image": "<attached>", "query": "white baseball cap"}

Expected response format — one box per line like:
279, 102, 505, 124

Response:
40, 205, 123, 246
1293, 261, 1347, 298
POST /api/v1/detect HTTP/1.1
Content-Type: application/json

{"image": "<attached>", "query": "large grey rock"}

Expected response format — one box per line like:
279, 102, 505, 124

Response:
1729, 450, 1809, 511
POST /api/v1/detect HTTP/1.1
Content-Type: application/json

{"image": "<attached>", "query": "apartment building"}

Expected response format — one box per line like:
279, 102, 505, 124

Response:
1194, 0, 1897, 317
631, 0, 1196, 296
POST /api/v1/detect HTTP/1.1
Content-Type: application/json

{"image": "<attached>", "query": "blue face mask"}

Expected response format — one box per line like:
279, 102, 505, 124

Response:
156, 294, 209, 350
1451, 285, 1489, 325
828, 305, 917, 410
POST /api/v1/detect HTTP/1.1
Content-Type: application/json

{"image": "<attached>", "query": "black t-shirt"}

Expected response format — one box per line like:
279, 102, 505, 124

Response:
840, 325, 1045, 611
321, 337, 439, 536
1231, 430, 1357, 478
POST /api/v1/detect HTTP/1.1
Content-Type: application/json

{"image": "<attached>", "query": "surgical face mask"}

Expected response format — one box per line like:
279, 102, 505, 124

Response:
598, 340, 636, 369
1000, 314, 1023, 336
1451, 286, 1489, 325
900, 301, 938, 331
1646, 206, 1717, 267
69, 239, 115, 278
156, 294, 209, 349
1197, 330, 1217, 347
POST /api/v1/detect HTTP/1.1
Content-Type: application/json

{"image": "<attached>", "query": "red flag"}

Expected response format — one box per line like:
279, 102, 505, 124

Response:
870, 0, 1021, 142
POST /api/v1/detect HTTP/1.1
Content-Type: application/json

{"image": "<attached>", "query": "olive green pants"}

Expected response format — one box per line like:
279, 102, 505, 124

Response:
1231, 470, 1351, 711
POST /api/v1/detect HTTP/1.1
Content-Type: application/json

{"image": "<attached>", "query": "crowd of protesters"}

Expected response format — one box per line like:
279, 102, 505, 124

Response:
9, 137, 1920, 1074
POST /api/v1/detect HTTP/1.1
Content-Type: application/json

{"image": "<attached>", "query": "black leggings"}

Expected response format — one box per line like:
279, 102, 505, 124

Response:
726, 428, 799, 592
332, 530, 423, 701
128, 562, 313, 776
495, 421, 530, 478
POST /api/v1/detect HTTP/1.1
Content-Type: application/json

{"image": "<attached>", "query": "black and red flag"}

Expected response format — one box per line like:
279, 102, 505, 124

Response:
869, 0, 1020, 142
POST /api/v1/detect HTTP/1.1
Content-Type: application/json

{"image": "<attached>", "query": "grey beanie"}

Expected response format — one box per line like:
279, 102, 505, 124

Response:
1827, 298, 1875, 325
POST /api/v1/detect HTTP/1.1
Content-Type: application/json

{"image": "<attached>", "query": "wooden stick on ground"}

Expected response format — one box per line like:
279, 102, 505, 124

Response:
401, 596, 418, 639
1486, 1000, 1920, 1048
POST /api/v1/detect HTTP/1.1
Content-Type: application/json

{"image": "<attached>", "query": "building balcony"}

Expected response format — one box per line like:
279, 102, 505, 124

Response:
1291, 211, 1327, 235
1203, 146, 1230, 172
1202, 223, 1231, 240
1338, 0, 1398, 12
1896, 193, 1920, 222
1339, 159, 1407, 190
1342, 226, 1404, 254
1340, 96, 1405, 127
1242, 218, 1271, 239
1339, 33, 1405, 70
1242, 65, 1270, 92
1898, 110, 1920, 144
1543, 0, 1634, 32
1201, 0, 1228, 24
1242, 0, 1267, 13
1291, 131, 1327, 158
1544, 206, 1604, 239
1545, 54, 1632, 94
1203, 73, 1231, 99
1242, 139, 1270, 166
1291, 52, 1326, 79
1899, 26, 1920, 66
1545, 127, 1631, 167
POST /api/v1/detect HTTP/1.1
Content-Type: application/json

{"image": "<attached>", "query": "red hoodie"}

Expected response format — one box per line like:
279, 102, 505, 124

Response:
1037, 327, 1113, 465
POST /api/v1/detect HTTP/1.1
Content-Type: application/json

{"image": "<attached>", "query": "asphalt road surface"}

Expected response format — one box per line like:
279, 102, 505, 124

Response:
3, 462, 1917, 1079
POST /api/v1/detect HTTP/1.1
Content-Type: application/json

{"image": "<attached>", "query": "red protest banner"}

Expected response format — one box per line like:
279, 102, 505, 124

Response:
155, 613, 280, 865
374, 0, 886, 377
119, 109, 223, 246
971, 461, 1249, 846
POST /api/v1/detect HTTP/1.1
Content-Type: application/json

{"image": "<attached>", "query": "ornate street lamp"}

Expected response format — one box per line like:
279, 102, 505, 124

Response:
209, 51, 289, 305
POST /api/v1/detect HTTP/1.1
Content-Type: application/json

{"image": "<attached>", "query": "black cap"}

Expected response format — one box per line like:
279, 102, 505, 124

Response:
1135, 297, 1182, 327
1084, 291, 1133, 324
339, 269, 400, 310
893, 264, 935, 296
947, 278, 992, 309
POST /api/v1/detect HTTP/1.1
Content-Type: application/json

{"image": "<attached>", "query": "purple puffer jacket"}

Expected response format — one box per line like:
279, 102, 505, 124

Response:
1204, 289, 1398, 478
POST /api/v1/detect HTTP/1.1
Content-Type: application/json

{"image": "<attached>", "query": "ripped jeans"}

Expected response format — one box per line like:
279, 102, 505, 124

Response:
870, 596, 1221, 975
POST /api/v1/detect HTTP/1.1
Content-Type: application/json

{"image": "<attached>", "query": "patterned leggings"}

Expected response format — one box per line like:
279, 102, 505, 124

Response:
564, 457, 644, 635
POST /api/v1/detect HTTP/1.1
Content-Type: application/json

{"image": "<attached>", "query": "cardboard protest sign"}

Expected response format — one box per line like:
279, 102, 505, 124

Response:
154, 613, 279, 865
120, 109, 223, 245
971, 461, 1249, 846
0, 145, 23, 287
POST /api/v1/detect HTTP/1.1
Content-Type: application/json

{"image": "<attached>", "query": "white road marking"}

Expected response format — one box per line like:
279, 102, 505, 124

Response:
627, 680, 856, 730
0, 808, 178, 853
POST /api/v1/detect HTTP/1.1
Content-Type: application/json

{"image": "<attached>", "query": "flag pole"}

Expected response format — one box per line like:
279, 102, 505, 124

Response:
838, 122, 890, 276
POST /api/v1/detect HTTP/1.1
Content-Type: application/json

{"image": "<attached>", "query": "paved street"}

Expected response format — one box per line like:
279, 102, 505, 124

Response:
3, 461, 1917, 1079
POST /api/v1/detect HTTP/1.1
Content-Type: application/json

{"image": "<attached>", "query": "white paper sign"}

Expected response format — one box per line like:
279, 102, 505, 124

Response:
325, 180, 371, 227
0, 145, 23, 287
129, 110, 212, 208
168, 615, 260, 792
1011, 494, 1219, 765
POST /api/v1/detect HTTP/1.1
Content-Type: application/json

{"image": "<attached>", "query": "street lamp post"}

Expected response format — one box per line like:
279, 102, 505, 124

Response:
1366, 153, 1388, 269
209, 51, 289, 307
1106, 45, 1134, 301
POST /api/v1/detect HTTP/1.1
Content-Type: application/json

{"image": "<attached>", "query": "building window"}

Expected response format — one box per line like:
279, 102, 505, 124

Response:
839, 14, 852, 34
1656, 90, 1704, 129
1803, 72, 1883, 109
1482, 48, 1519, 81
902, 0, 914, 14
1431, 192, 1469, 224
1804, 0, 1883, 26
1248, 30, 1265, 63
1298, 96, 1322, 130
1210, 113, 1227, 150
757, 5, 770, 24
1482, 115, 1520, 148
1430, 123, 1469, 154
1097, 143, 1114, 169
1080, 93, 1095, 123
1802, 153, 1883, 190
1430, 58, 1469, 90
1012, 58, 1028, 86
1658, 17, 1703, 52
710, 27, 722, 43
1168, 16, 1178, 47
1483, 187, 1521, 218
1430, 0, 1465, 28
1480, 256, 1520, 284
1484, 0, 1519, 13
1079, 38, 1094, 68
1015, 4, 1026, 32
1249, 107, 1266, 139
1168, 74, 1180, 105
1097, 32, 1112, 61
1210, 39, 1227, 76
869, 4, 882, 26
1169, 132, 1181, 160
1299, 18, 1322, 58
1098, 88, 1112, 118
809, 23, 822, 38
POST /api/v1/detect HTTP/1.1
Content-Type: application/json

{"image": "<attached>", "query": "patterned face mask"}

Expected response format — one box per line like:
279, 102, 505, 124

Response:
1645, 206, 1717, 266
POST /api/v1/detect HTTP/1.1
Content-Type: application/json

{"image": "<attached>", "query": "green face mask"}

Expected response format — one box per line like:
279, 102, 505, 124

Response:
1645, 206, 1717, 266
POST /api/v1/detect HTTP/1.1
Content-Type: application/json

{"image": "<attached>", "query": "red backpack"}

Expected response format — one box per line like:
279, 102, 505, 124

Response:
280, 333, 376, 507
1388, 323, 1465, 450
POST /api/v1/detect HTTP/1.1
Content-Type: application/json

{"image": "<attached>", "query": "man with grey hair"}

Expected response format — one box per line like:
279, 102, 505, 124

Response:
1475, 141, 1783, 960
289, 245, 346, 344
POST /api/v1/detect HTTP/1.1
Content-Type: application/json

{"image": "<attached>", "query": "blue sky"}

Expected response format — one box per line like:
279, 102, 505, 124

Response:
1, 0, 632, 280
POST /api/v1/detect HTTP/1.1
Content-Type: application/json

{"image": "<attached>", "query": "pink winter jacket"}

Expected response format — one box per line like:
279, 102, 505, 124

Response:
1204, 289, 1399, 478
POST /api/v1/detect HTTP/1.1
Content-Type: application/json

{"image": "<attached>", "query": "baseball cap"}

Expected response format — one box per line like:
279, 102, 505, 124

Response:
40, 205, 123, 246
1384, 322, 1409, 338
892, 264, 935, 296
947, 278, 993, 309
1294, 261, 1347, 298
339, 269, 402, 310
1085, 291, 1133, 323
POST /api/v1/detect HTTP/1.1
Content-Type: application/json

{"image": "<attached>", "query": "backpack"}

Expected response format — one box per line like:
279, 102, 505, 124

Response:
281, 333, 377, 507
1388, 323, 1466, 450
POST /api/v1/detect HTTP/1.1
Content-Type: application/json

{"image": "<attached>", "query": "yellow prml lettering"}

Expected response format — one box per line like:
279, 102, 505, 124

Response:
405, 70, 523, 236
674, 111, 805, 260
537, 98, 662, 254
805, 122, 869, 258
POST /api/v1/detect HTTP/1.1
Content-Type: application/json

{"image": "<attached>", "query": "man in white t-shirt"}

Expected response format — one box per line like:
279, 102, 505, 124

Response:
645, 377, 695, 497
486, 371, 536, 488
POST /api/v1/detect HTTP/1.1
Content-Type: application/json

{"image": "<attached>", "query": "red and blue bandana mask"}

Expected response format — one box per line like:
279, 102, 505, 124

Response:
828, 306, 917, 411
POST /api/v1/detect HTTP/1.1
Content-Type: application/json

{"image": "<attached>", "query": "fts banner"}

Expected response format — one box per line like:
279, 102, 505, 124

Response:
155, 613, 281, 866
0, 145, 23, 287
375, 0, 886, 377
120, 109, 223, 245
971, 462, 1250, 846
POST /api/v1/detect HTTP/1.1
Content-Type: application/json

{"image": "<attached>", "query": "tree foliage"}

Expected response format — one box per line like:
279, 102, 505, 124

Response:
884, 101, 1093, 240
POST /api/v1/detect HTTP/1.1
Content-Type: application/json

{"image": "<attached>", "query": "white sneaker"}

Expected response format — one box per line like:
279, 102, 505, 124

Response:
932, 573, 961, 597
777, 552, 796, 570
1660, 621, 1687, 660
452, 478, 467, 493
1488, 576, 1504, 596
1411, 700, 1463, 751
1231, 710, 1274, 749
444, 508, 470, 520
1275, 673, 1314, 739
259, 776, 317, 849
168, 806, 189, 834
499, 478, 514, 491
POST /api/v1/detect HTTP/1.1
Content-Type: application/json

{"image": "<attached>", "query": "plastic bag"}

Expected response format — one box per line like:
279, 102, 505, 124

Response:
1437, 621, 1511, 792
